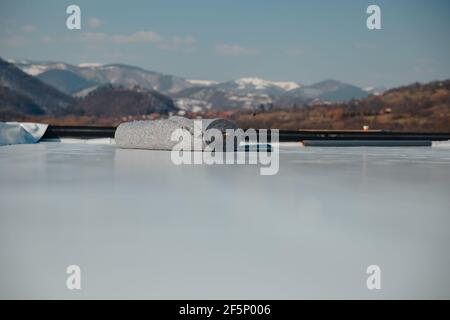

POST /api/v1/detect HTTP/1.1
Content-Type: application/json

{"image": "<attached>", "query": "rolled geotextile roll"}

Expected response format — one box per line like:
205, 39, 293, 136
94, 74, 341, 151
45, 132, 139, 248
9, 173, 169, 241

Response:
114, 116, 238, 151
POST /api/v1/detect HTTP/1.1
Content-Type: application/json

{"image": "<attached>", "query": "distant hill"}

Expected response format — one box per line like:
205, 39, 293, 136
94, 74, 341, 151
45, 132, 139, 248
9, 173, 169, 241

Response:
0, 86, 45, 118
37, 69, 95, 95
173, 85, 274, 111
74, 85, 178, 117
340, 80, 450, 119
0, 58, 75, 115
286, 79, 369, 103
233, 80, 450, 132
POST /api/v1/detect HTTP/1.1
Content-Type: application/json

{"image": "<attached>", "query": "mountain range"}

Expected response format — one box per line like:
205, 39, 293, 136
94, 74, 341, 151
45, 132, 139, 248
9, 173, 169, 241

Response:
0, 58, 177, 118
1, 57, 384, 118
0, 58, 75, 115
11, 59, 195, 96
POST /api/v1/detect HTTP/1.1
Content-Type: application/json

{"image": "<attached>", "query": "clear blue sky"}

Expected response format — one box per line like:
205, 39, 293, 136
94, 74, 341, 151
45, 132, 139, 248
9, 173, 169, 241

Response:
0, 0, 449, 88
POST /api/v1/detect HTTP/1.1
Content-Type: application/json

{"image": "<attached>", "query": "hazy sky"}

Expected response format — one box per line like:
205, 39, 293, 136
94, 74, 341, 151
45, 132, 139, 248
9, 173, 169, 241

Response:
0, 0, 449, 88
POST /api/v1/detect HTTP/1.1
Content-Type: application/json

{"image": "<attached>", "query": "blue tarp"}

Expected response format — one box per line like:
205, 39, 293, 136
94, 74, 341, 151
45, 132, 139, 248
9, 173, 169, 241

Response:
0, 122, 48, 146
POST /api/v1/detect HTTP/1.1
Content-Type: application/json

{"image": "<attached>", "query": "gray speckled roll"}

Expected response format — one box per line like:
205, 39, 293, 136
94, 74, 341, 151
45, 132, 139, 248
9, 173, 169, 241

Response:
114, 116, 238, 151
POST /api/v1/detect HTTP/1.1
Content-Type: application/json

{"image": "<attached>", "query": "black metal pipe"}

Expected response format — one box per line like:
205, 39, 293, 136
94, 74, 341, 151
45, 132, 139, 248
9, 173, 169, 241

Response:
41, 125, 450, 142
42, 125, 116, 139
271, 131, 450, 141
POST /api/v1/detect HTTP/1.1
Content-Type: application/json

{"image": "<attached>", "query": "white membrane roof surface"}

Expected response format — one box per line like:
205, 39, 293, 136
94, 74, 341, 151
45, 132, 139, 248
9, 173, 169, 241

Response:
1, 142, 450, 299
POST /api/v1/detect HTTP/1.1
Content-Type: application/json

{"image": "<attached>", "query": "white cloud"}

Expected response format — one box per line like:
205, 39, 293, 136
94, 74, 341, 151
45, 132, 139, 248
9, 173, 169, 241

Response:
21, 25, 37, 33
87, 18, 103, 28
215, 44, 259, 56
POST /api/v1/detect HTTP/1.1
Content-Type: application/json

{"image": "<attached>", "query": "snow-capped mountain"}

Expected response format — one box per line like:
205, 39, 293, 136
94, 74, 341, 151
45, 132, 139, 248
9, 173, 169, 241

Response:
172, 77, 300, 111
1, 58, 178, 117
76, 64, 193, 94
174, 78, 370, 111
187, 77, 300, 92
13, 60, 194, 95
9, 59, 372, 112
215, 77, 301, 95
173, 86, 274, 111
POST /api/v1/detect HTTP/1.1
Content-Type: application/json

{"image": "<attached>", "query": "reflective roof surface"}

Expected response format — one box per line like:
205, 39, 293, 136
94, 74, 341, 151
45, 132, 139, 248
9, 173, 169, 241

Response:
1, 142, 450, 299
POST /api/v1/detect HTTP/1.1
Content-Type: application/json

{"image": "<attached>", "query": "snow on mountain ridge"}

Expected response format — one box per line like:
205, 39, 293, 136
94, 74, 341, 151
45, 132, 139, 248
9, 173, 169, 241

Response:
78, 63, 104, 68
273, 81, 301, 91
364, 86, 387, 96
17, 62, 69, 76
234, 77, 276, 90
234, 77, 300, 91
187, 79, 219, 86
